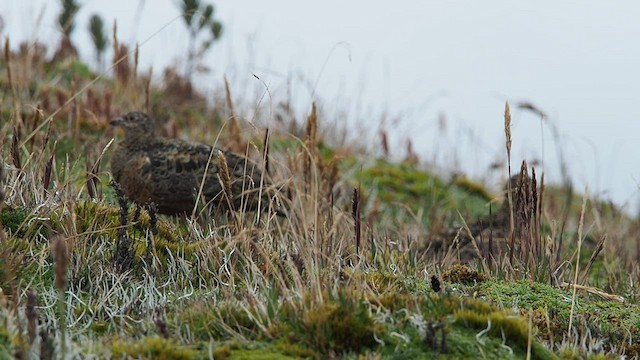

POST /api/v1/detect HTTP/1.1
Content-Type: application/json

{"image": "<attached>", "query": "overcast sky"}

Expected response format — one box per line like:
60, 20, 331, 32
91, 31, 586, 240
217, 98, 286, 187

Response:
4, 1, 640, 213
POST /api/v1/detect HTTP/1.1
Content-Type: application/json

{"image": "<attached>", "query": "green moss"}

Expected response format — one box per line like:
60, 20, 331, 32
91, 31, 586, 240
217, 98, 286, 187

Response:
208, 342, 305, 360
452, 176, 493, 201
90, 321, 109, 335
54, 137, 78, 161
444, 326, 527, 359
223, 348, 300, 360
73, 201, 120, 234
558, 346, 614, 360
367, 293, 558, 359
0, 233, 54, 292
357, 269, 403, 294
274, 340, 316, 359
370, 287, 424, 312
111, 336, 198, 359
0, 326, 13, 360
480, 280, 640, 354
443, 264, 487, 285
0, 206, 40, 237
280, 291, 384, 356
443, 297, 495, 316
106, 204, 180, 244
212, 345, 232, 360
357, 160, 444, 222
454, 309, 556, 360
481, 280, 570, 313
175, 301, 258, 341
357, 160, 492, 226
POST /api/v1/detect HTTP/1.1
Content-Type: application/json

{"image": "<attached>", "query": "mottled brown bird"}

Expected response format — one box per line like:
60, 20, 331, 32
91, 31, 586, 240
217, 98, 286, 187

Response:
110, 111, 275, 216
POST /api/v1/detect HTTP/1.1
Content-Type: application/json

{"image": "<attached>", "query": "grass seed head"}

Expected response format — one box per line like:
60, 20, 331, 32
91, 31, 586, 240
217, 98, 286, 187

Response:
216, 150, 234, 212
504, 101, 512, 160
53, 236, 69, 291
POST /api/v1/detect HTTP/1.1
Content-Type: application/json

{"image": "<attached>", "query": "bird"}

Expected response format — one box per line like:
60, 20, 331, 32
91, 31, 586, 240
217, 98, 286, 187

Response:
109, 111, 278, 216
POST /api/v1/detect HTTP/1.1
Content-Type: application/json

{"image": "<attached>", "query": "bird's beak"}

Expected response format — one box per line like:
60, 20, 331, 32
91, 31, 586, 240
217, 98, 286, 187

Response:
109, 117, 124, 126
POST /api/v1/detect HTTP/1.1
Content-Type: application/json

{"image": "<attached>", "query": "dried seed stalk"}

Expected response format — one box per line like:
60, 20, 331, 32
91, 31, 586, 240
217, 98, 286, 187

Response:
353, 187, 361, 255
53, 237, 69, 291
504, 101, 512, 162
4, 38, 12, 90
43, 153, 54, 198
216, 151, 234, 212
224, 76, 244, 151
304, 103, 318, 188
380, 129, 389, 158
11, 126, 22, 170
26, 290, 38, 344
263, 128, 270, 176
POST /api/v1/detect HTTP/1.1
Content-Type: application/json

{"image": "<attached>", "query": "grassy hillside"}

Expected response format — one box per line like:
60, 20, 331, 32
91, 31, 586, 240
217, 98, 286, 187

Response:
1, 24, 640, 359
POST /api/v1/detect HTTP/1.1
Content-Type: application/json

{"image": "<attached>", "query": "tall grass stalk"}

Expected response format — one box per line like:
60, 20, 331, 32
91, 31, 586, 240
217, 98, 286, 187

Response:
567, 187, 588, 335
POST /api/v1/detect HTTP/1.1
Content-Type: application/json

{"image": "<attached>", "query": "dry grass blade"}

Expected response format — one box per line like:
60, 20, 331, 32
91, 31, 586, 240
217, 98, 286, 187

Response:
579, 234, 606, 284
28, 108, 42, 152
86, 138, 113, 201
560, 282, 624, 303
458, 210, 490, 274
4, 37, 12, 92
42, 122, 52, 149
11, 125, 22, 170
504, 102, 515, 264
304, 102, 318, 188
567, 187, 588, 334
405, 139, 419, 164
85, 155, 99, 199
517, 101, 548, 120
216, 150, 235, 213
134, 43, 139, 81
144, 72, 152, 113
224, 76, 244, 152
263, 128, 270, 176
379, 129, 389, 158
322, 157, 339, 198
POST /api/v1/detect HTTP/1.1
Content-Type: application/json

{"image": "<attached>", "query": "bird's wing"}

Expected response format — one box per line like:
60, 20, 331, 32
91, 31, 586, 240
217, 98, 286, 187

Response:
133, 140, 215, 211
140, 139, 268, 212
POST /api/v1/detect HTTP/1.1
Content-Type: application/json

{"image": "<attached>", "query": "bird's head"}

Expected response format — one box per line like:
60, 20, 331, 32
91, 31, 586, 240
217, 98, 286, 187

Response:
110, 112, 156, 142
